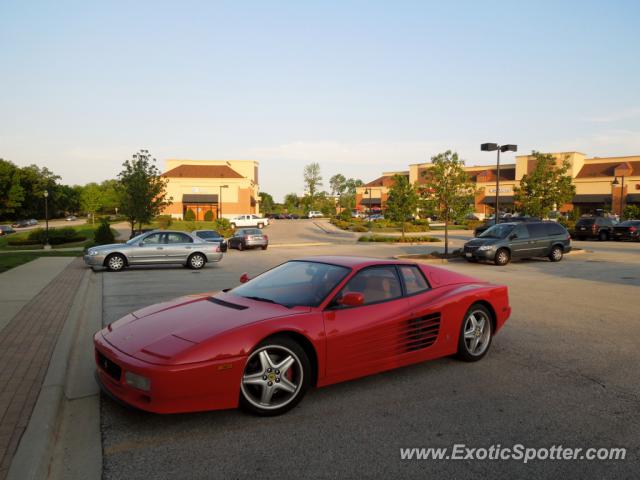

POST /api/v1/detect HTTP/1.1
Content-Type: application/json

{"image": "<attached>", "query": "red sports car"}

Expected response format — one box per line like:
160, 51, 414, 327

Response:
94, 256, 511, 416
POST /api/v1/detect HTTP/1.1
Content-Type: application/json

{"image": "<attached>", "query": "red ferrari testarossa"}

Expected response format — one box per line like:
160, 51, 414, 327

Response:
94, 256, 511, 415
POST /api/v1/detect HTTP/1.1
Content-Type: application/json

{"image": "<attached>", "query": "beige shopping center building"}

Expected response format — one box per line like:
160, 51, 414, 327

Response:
161, 160, 260, 220
356, 152, 640, 219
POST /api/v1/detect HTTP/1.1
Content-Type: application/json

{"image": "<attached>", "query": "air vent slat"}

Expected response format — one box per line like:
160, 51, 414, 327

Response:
401, 313, 441, 353
207, 297, 249, 310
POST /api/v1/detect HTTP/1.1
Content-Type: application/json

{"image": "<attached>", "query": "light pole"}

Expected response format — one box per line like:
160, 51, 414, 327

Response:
43, 190, 51, 249
481, 143, 517, 224
364, 188, 373, 215
612, 175, 625, 218
218, 185, 229, 219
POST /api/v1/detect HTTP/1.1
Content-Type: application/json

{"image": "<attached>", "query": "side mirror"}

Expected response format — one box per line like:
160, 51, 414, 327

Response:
338, 292, 364, 307
138, 241, 145, 247
239, 272, 250, 284
509, 234, 517, 240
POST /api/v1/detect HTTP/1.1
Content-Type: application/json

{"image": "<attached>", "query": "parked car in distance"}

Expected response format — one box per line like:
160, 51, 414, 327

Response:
93, 257, 511, 415
573, 216, 615, 241
474, 216, 541, 237
65, 215, 78, 221
0, 225, 16, 236
612, 220, 640, 241
365, 214, 385, 221
308, 211, 323, 218
229, 214, 269, 229
192, 230, 228, 251
228, 228, 268, 251
11, 219, 30, 228
464, 221, 571, 266
84, 230, 223, 271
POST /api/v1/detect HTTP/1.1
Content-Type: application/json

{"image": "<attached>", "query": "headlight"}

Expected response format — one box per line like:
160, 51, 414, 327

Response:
125, 371, 151, 391
478, 245, 494, 251
88, 249, 98, 256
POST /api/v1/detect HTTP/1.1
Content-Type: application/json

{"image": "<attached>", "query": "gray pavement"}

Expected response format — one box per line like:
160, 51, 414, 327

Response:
93, 222, 640, 479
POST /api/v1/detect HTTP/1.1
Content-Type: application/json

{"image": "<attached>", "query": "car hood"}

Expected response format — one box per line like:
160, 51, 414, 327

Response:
465, 237, 501, 247
101, 292, 309, 365
90, 242, 129, 251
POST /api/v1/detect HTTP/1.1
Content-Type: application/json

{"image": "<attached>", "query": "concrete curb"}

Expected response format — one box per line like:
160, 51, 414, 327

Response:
7, 268, 102, 480
270, 242, 333, 248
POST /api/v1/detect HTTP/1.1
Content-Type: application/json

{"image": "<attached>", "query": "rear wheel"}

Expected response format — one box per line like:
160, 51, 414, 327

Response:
457, 304, 493, 362
598, 231, 608, 241
261, 245, 268, 250
238, 242, 244, 251
549, 245, 563, 262
188, 253, 206, 269
494, 248, 510, 266
105, 253, 126, 272
240, 336, 311, 416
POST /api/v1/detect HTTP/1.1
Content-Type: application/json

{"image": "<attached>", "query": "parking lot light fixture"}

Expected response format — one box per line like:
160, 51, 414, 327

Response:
481, 143, 517, 224
43, 190, 51, 249
612, 175, 624, 217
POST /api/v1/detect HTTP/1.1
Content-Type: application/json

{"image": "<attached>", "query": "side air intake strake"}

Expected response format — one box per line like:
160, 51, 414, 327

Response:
402, 313, 441, 352
207, 297, 249, 310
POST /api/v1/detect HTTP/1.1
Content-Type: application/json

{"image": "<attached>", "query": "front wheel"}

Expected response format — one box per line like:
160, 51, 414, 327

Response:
549, 245, 563, 262
105, 253, 126, 272
238, 242, 244, 251
457, 304, 493, 362
240, 336, 311, 416
188, 253, 206, 269
598, 231, 608, 241
494, 248, 510, 266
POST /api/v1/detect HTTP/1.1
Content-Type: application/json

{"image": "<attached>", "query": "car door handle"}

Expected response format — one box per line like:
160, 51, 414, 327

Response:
156, 247, 164, 250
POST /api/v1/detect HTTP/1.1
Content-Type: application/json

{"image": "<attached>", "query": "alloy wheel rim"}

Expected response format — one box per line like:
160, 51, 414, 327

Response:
191, 255, 204, 268
463, 310, 491, 356
497, 251, 508, 264
109, 256, 123, 270
241, 345, 303, 410
552, 248, 562, 260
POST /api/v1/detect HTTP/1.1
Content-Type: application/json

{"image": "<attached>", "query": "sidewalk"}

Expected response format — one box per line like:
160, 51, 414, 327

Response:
0, 258, 86, 480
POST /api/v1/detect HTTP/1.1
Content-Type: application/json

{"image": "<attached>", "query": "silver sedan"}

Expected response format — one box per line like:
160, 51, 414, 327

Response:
84, 230, 223, 271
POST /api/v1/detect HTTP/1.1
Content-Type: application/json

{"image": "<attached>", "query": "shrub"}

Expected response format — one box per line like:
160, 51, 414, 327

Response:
338, 209, 352, 221
184, 209, 196, 221
350, 225, 369, 232
332, 220, 350, 230
27, 227, 84, 244
204, 210, 214, 222
155, 215, 173, 229
465, 220, 483, 231
7, 239, 41, 246
557, 217, 576, 234
94, 217, 115, 245
623, 204, 640, 220
358, 235, 440, 243
213, 218, 233, 237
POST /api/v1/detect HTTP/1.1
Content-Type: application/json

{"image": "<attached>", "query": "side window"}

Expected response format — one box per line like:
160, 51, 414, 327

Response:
526, 224, 545, 238
142, 233, 163, 244
513, 224, 529, 239
340, 266, 402, 305
399, 266, 430, 295
166, 233, 192, 244
547, 223, 566, 235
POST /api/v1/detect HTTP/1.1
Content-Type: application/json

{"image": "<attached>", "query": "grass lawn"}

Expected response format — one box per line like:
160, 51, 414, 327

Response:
0, 251, 81, 273
0, 224, 110, 251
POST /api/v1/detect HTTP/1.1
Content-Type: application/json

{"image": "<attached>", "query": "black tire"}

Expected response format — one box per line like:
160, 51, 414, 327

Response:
261, 245, 268, 250
465, 257, 478, 263
188, 253, 206, 270
598, 231, 608, 241
238, 241, 244, 251
494, 248, 510, 266
239, 335, 311, 416
258, 223, 264, 229
105, 253, 126, 272
548, 245, 563, 262
457, 303, 493, 362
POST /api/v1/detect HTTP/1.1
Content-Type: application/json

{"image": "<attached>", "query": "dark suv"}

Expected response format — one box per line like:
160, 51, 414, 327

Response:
464, 221, 571, 266
573, 216, 615, 241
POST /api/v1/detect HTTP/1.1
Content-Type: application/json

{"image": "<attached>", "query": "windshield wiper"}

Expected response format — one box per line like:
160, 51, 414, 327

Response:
242, 296, 291, 308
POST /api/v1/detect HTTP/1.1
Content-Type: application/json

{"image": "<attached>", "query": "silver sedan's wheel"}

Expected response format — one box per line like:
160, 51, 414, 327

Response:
240, 339, 310, 416
189, 253, 205, 269
457, 304, 493, 361
106, 254, 126, 272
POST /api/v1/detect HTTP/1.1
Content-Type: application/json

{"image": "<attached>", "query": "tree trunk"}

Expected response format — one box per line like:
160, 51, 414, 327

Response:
401, 222, 405, 241
444, 219, 449, 257
129, 219, 135, 238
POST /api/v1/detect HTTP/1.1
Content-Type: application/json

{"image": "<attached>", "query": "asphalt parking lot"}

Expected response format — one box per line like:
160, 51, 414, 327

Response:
97, 221, 640, 479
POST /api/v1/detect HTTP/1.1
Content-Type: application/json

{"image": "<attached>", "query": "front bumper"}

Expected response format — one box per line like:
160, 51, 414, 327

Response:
83, 253, 107, 266
94, 332, 244, 413
464, 247, 495, 261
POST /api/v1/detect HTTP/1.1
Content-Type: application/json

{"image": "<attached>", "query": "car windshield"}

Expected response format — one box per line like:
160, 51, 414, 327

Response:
479, 224, 515, 239
243, 229, 262, 235
229, 261, 350, 308
126, 233, 147, 245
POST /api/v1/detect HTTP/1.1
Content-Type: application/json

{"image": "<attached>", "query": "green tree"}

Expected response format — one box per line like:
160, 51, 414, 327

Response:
99, 179, 120, 213
385, 175, 418, 240
303, 163, 323, 200
81, 183, 104, 224
623, 204, 640, 220
329, 174, 347, 195
420, 151, 475, 255
94, 217, 115, 245
0, 159, 25, 218
284, 193, 299, 212
117, 149, 172, 235
259, 192, 275, 213
513, 152, 576, 219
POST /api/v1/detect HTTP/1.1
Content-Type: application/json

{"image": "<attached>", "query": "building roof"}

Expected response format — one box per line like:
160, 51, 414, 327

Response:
576, 161, 640, 178
164, 164, 244, 179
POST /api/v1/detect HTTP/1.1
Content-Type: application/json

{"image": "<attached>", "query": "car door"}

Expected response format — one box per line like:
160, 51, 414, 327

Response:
507, 224, 533, 258
323, 266, 411, 382
525, 223, 550, 256
164, 232, 195, 262
128, 232, 166, 263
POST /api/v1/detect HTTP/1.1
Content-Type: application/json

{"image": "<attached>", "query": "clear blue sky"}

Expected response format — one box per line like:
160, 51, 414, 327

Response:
1, 0, 639, 200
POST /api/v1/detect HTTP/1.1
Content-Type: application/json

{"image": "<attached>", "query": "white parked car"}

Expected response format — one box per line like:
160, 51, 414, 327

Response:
229, 214, 269, 229
308, 211, 323, 218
